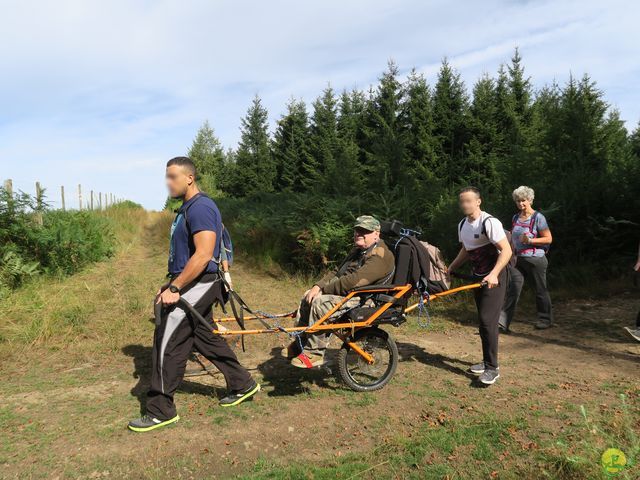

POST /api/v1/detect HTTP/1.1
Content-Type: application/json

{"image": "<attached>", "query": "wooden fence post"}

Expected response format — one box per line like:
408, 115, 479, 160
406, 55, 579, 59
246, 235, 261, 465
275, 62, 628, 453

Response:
35, 182, 42, 207
35, 182, 43, 225
78, 184, 82, 210
61, 185, 66, 211
90, 190, 94, 210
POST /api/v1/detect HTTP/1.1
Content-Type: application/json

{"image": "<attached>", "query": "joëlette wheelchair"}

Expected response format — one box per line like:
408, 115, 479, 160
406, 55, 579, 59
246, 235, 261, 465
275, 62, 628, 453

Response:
170, 220, 485, 392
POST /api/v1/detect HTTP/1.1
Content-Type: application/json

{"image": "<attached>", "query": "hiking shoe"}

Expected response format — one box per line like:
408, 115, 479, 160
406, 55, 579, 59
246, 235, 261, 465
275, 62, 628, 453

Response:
534, 321, 552, 329
479, 368, 500, 385
624, 327, 640, 342
282, 340, 302, 360
291, 352, 324, 369
469, 362, 486, 375
219, 381, 261, 407
127, 414, 179, 432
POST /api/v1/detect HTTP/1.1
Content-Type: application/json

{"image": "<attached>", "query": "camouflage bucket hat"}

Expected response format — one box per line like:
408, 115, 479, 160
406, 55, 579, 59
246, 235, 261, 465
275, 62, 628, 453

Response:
354, 215, 381, 232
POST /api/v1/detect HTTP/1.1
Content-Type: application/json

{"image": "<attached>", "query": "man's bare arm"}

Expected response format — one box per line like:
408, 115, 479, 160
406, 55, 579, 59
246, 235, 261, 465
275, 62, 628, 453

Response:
489, 237, 512, 276
448, 246, 469, 273
171, 230, 217, 290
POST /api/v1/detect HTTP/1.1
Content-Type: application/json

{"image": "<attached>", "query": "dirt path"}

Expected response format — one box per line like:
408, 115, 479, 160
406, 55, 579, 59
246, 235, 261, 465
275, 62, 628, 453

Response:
1, 211, 638, 479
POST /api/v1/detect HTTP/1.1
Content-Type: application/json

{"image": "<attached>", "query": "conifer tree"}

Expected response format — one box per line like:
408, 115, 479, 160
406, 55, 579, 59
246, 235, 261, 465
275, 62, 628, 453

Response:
465, 74, 501, 192
272, 98, 312, 192
188, 120, 225, 194
232, 95, 274, 196
432, 58, 470, 187
401, 68, 437, 187
361, 60, 407, 193
307, 86, 339, 191
333, 89, 366, 193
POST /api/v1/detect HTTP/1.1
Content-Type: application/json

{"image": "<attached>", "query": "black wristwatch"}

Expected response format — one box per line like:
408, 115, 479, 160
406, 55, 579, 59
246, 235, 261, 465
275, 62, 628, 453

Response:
168, 284, 180, 294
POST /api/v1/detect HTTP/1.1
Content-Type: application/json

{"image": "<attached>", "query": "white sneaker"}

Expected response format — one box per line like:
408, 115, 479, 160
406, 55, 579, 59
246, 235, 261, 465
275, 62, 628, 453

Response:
624, 327, 640, 342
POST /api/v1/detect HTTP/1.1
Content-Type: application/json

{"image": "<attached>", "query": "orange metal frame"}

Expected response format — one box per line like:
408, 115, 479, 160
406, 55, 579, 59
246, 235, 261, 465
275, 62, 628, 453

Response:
211, 282, 483, 364
212, 283, 483, 334
213, 284, 413, 336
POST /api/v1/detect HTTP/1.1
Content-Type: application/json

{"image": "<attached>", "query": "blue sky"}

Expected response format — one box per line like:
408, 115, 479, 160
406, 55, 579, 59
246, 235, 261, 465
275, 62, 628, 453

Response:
1, 0, 638, 210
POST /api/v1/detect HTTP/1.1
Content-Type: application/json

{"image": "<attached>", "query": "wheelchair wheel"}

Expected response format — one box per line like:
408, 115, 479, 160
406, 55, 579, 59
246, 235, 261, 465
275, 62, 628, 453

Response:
337, 327, 398, 392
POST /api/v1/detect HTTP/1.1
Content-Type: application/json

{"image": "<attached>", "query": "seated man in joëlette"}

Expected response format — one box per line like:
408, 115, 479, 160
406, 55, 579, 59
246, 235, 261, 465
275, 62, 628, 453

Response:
287, 215, 395, 368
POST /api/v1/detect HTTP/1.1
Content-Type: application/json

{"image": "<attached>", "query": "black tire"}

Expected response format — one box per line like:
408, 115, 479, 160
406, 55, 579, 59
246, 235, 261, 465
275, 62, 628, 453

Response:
337, 327, 398, 392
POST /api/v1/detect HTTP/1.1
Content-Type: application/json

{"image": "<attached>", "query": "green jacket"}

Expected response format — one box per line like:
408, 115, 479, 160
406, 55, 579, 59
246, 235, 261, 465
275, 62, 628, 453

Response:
315, 241, 395, 296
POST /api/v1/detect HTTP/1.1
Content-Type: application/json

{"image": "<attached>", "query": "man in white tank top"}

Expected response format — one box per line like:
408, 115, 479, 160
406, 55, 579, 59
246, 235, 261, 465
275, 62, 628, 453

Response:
448, 187, 512, 385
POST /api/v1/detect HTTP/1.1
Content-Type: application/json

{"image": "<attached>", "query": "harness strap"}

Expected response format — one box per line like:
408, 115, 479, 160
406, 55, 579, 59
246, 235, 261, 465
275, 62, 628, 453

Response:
220, 275, 278, 351
374, 294, 407, 306
227, 289, 246, 352
512, 211, 539, 255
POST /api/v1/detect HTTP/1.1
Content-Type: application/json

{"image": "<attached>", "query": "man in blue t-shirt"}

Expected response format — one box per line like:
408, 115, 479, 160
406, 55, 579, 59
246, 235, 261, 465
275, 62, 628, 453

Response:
128, 157, 259, 433
168, 192, 222, 276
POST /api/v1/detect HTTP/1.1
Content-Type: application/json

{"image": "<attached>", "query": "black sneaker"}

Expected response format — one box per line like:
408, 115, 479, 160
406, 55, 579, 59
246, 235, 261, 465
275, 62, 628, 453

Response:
469, 362, 485, 374
219, 381, 261, 407
127, 414, 179, 432
479, 368, 500, 385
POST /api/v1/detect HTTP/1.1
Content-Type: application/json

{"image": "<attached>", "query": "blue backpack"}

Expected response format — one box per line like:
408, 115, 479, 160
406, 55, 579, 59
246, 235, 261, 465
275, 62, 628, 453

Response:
218, 224, 234, 266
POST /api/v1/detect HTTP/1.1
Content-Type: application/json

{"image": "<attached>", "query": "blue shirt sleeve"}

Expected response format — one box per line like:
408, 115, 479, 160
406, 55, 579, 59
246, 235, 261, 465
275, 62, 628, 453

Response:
536, 212, 549, 232
188, 201, 220, 235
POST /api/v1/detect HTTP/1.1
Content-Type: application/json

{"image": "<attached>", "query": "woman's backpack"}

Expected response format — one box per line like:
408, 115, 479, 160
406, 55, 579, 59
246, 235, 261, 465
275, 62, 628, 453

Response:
511, 211, 550, 254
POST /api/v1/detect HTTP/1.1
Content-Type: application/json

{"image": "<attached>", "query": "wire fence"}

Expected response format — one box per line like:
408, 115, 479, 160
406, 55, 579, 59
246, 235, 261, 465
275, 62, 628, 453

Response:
2, 178, 126, 211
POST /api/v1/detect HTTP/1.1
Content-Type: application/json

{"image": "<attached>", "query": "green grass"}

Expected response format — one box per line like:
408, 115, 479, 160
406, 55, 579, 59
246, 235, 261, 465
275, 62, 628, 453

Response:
238, 415, 526, 479
0, 204, 150, 347
536, 394, 639, 480
237, 396, 639, 480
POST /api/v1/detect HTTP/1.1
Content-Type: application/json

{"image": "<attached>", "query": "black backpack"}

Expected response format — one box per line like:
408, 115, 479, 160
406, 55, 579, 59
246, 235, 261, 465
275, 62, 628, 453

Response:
391, 235, 449, 294
380, 220, 448, 294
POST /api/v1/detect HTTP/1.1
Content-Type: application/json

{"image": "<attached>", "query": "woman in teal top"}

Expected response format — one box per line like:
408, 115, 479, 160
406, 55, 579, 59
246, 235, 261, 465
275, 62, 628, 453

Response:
499, 186, 554, 331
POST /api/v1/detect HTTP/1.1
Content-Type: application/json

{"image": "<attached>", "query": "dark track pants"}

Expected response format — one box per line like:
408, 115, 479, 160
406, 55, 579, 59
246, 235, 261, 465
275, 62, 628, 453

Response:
145, 274, 252, 420
473, 268, 508, 370
500, 255, 553, 328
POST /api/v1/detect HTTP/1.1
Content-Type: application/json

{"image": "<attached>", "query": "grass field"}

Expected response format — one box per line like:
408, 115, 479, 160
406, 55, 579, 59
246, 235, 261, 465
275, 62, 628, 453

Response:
1, 210, 638, 479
